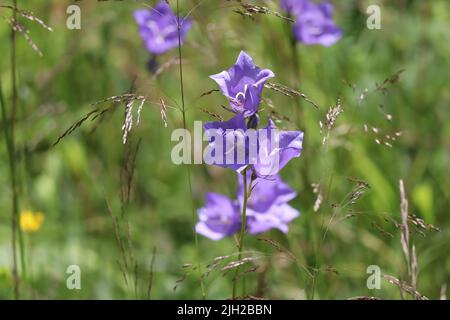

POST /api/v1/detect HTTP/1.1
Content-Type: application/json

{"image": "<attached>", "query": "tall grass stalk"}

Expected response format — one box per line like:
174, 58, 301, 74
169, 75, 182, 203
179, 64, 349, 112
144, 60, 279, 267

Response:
0, 76, 20, 299
232, 168, 249, 299
176, 0, 206, 298
3, 0, 27, 299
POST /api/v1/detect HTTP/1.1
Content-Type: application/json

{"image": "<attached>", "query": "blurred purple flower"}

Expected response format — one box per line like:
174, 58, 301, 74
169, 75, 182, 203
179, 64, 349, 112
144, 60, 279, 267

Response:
134, 0, 192, 55
292, 1, 342, 46
210, 51, 275, 117
280, 0, 309, 15
196, 193, 241, 240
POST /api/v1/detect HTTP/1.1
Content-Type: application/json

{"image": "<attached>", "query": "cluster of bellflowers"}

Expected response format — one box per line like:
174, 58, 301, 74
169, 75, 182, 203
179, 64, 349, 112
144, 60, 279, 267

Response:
132, 2, 305, 240
133, 0, 192, 56
196, 51, 304, 240
281, 0, 342, 46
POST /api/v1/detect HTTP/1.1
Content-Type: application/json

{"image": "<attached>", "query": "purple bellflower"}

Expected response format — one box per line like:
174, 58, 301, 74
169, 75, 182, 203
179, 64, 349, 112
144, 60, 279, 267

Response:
203, 116, 303, 179
134, 0, 192, 55
196, 193, 241, 241
196, 174, 300, 240
201, 49, 303, 240
281, 0, 342, 46
238, 172, 297, 213
252, 119, 303, 178
239, 172, 300, 234
210, 51, 275, 117
203, 113, 251, 172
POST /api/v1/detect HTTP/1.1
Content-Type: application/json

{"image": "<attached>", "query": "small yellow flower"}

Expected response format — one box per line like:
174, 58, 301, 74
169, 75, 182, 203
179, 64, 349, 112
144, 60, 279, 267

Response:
20, 210, 44, 233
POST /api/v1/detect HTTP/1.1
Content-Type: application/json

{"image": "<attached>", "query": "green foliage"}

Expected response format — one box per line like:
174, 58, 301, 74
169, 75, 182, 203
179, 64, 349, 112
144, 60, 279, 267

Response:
0, 0, 449, 299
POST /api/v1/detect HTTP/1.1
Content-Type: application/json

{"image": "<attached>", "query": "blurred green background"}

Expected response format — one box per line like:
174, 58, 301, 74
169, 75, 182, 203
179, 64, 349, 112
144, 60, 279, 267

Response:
0, 0, 449, 299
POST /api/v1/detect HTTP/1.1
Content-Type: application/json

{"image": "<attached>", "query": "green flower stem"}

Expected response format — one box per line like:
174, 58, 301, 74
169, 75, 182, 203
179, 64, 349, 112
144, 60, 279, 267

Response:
176, 0, 206, 299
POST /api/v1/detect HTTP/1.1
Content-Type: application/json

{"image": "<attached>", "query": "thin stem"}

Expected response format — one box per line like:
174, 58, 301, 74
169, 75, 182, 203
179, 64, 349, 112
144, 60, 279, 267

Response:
1, 77, 19, 299
284, 14, 302, 112
232, 168, 249, 299
176, 0, 206, 299
6, 0, 21, 300
11, 0, 17, 128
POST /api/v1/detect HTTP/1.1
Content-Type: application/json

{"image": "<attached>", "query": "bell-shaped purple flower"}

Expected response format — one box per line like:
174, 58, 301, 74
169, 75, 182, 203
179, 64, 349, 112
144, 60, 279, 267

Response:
196, 193, 241, 240
210, 51, 275, 117
134, 0, 192, 55
252, 119, 304, 178
204, 116, 303, 179
204, 114, 253, 172
292, 1, 342, 46
238, 172, 297, 213
239, 172, 300, 234
247, 204, 300, 234
196, 174, 300, 240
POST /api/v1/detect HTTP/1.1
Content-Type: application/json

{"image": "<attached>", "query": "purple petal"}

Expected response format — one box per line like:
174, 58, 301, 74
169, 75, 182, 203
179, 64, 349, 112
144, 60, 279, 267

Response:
133, 9, 152, 25
204, 114, 250, 171
238, 172, 297, 212
247, 204, 300, 234
133, 0, 192, 55
209, 51, 274, 117
252, 119, 304, 178
209, 71, 233, 100
235, 51, 256, 71
280, 0, 310, 15
291, 0, 342, 46
196, 193, 241, 240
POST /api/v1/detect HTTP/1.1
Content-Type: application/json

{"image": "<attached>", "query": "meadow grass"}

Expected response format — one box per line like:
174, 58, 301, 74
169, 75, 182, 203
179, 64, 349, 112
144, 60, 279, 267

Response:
0, 0, 448, 300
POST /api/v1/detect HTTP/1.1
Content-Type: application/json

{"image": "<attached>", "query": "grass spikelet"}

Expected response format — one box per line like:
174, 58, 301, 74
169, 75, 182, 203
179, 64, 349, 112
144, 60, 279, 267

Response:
202, 255, 231, 279
258, 238, 296, 262
229, 1, 294, 22
411, 245, 418, 291
200, 107, 224, 121
376, 69, 405, 95
173, 273, 187, 292
0, 5, 53, 31
122, 99, 135, 145
348, 296, 381, 300
53, 94, 149, 147
221, 257, 255, 275
347, 177, 370, 205
320, 100, 343, 145
159, 99, 169, 128
6, 18, 42, 56
311, 183, 323, 212
264, 82, 318, 109
383, 275, 428, 300
399, 180, 411, 270
408, 213, 440, 234
371, 222, 394, 238
200, 88, 220, 97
